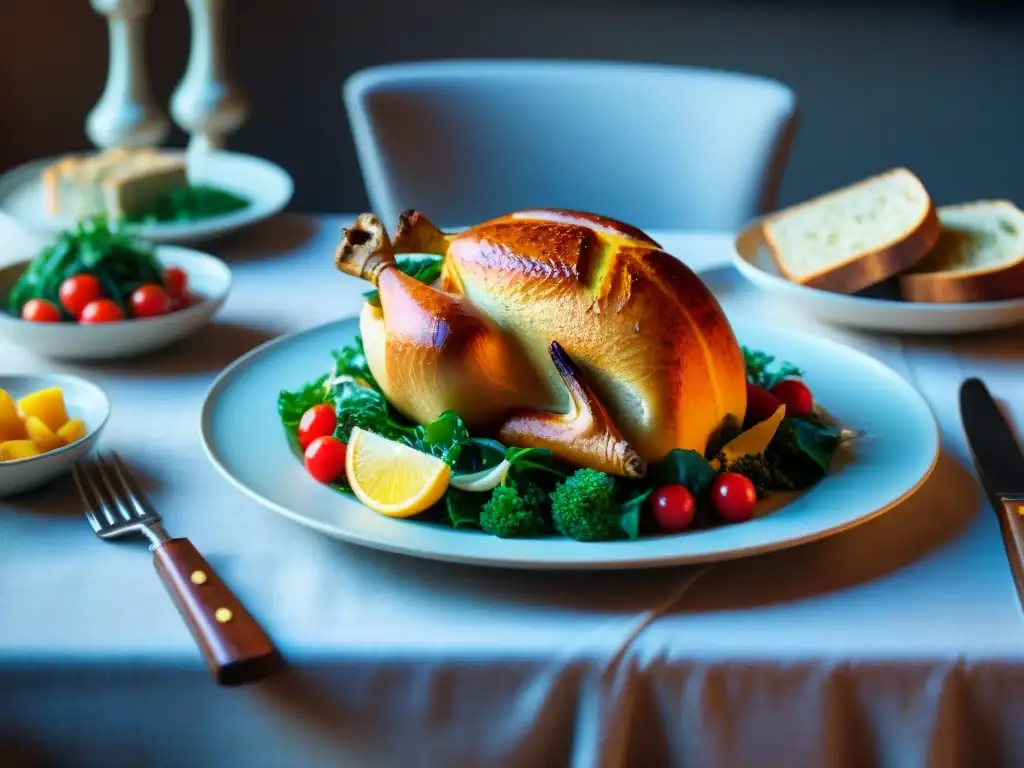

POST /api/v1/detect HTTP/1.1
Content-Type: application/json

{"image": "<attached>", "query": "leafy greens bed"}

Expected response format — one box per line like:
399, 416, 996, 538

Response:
6, 216, 164, 320
278, 282, 846, 542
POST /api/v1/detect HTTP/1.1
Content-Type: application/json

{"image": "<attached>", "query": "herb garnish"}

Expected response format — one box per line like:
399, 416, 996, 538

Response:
743, 345, 804, 390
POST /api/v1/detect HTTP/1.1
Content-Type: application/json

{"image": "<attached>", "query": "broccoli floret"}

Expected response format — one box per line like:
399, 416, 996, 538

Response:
549, 468, 621, 542
480, 484, 547, 538
722, 454, 772, 498
721, 452, 796, 497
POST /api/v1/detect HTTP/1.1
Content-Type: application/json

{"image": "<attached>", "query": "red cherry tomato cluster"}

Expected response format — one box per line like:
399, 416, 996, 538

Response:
652, 374, 819, 534
298, 404, 347, 483
650, 474, 759, 533
745, 378, 814, 425
20, 266, 194, 324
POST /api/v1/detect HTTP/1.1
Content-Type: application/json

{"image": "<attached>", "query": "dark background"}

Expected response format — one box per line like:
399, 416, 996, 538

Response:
1, 1, 1022, 217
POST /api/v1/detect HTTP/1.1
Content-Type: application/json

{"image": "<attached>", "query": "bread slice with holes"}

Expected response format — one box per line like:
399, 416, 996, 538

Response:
897, 200, 1024, 303
763, 168, 941, 294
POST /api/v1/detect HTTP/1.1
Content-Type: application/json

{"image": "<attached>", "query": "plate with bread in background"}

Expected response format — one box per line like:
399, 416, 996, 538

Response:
732, 167, 1024, 334
0, 148, 293, 244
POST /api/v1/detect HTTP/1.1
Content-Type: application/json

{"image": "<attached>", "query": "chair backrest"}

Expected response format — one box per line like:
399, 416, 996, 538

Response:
344, 59, 798, 232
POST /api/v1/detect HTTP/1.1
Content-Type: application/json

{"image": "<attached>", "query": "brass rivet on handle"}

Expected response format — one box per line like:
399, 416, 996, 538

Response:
190, 570, 208, 585
215, 607, 233, 623
1017, 505, 1024, 517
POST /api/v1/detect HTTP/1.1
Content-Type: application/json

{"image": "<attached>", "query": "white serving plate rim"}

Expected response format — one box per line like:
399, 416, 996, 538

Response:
198, 314, 940, 570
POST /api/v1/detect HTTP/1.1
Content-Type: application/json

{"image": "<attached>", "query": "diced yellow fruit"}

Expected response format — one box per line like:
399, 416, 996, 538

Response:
712, 404, 787, 469
0, 389, 26, 442
17, 387, 69, 432
0, 439, 43, 462
24, 416, 63, 453
56, 417, 88, 445
0, 396, 25, 441
345, 426, 451, 518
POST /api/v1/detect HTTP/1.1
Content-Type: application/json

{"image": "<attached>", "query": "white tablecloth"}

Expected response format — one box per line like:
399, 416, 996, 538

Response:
1, 214, 1023, 768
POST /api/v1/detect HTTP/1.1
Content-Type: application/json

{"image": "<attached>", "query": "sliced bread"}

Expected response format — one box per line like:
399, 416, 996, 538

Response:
763, 167, 941, 294
897, 200, 1024, 303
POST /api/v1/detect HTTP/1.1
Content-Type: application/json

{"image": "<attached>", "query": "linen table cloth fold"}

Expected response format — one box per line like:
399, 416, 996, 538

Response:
1, 214, 1022, 768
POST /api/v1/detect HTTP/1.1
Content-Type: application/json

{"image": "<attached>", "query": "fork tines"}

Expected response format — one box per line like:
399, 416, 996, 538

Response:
73, 452, 159, 539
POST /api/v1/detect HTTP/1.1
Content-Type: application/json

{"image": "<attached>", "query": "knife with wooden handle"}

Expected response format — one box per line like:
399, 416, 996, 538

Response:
959, 377, 1024, 610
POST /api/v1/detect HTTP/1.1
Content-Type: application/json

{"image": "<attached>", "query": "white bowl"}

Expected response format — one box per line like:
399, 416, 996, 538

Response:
0, 245, 231, 360
0, 150, 294, 245
0, 374, 110, 498
732, 219, 1024, 335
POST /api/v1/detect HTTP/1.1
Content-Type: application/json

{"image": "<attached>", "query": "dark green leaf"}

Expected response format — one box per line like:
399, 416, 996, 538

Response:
505, 446, 569, 479
414, 410, 470, 466
618, 488, 652, 540
650, 449, 717, 495
445, 489, 483, 529
331, 382, 414, 444
791, 418, 841, 473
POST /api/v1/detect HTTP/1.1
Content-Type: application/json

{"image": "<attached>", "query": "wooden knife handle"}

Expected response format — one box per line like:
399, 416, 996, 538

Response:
996, 498, 1024, 606
152, 537, 283, 686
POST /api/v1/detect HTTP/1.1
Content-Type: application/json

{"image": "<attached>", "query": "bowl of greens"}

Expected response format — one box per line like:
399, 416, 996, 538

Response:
0, 216, 231, 360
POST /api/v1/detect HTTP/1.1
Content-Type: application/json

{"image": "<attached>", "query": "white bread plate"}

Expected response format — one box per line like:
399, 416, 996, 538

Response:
0, 150, 293, 245
0, 245, 231, 360
0, 374, 110, 498
732, 220, 1024, 334
732, 169, 1024, 335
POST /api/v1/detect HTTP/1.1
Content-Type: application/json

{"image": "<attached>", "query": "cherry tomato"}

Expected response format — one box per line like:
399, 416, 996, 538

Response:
651, 484, 696, 533
79, 299, 125, 324
130, 283, 171, 318
58, 274, 103, 318
710, 472, 757, 523
163, 266, 189, 300
745, 382, 782, 426
304, 435, 347, 483
298, 404, 337, 450
21, 298, 62, 323
170, 293, 192, 312
770, 379, 814, 419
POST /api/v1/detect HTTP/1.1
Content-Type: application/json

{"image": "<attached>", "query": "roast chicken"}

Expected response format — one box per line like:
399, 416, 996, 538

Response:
334, 209, 748, 478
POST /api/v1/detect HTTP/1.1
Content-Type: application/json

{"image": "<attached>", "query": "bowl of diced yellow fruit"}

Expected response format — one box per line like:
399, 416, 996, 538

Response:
0, 374, 110, 497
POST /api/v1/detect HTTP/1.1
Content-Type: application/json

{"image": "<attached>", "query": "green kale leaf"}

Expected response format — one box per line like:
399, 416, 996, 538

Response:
743, 345, 803, 390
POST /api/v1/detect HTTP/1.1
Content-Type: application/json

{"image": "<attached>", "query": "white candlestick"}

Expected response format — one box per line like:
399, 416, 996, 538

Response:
86, 0, 169, 149
171, 0, 249, 156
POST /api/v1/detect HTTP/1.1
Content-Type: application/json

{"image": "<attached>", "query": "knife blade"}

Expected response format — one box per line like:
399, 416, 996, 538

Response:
959, 377, 1024, 611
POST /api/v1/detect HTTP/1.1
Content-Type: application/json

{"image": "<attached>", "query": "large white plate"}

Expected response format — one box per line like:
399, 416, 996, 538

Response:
732, 219, 1024, 334
0, 150, 293, 244
199, 316, 939, 570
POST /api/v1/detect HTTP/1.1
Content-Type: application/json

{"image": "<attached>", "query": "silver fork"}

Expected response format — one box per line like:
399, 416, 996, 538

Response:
74, 451, 282, 686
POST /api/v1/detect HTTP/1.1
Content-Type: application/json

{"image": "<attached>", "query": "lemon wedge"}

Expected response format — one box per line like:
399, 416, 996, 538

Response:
345, 427, 451, 517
